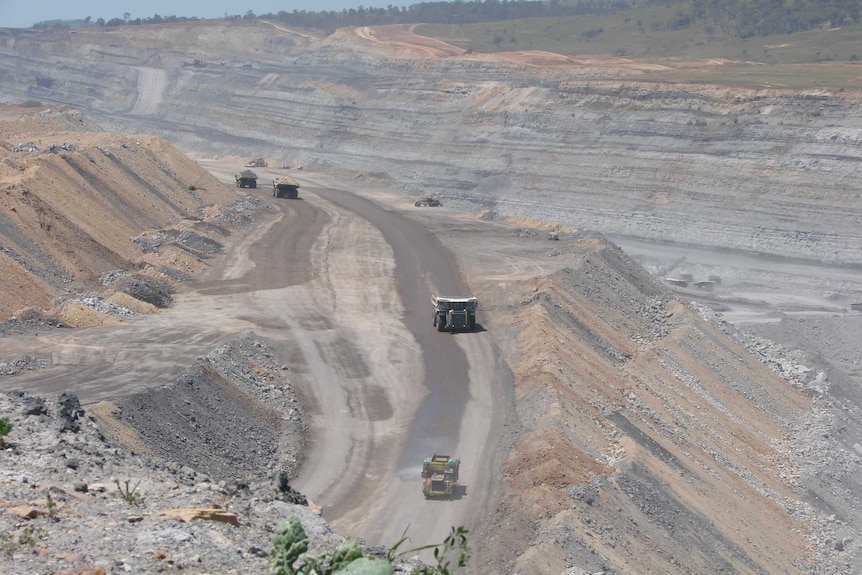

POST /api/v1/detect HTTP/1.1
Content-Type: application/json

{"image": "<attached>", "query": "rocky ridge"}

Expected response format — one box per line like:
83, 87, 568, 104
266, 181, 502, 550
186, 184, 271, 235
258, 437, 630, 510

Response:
450, 228, 860, 575
0, 103, 253, 322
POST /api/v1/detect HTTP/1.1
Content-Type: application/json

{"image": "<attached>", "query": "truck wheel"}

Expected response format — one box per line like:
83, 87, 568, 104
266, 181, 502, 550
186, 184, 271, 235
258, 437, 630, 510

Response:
436, 315, 446, 332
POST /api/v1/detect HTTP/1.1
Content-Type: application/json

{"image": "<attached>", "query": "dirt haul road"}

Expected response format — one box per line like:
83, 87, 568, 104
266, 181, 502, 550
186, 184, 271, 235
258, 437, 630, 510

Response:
0, 165, 507, 551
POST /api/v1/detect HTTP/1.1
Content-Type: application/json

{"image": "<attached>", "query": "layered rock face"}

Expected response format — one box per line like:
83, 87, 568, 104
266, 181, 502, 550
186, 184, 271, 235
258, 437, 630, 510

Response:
0, 104, 253, 322
444, 224, 848, 575
1, 21, 860, 575
1, 20, 860, 265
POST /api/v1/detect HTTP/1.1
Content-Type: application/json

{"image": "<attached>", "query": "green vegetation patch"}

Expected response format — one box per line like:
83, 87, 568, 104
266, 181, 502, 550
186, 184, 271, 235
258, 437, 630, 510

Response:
641, 61, 862, 90
416, 6, 862, 89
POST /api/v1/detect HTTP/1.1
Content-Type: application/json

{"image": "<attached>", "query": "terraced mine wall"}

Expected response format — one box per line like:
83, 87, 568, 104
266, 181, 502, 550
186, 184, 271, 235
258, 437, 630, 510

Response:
1, 21, 860, 265
1, 24, 861, 573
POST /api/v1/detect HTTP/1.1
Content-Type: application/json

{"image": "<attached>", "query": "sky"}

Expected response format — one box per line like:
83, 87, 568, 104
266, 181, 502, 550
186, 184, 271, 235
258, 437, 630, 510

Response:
0, 0, 413, 29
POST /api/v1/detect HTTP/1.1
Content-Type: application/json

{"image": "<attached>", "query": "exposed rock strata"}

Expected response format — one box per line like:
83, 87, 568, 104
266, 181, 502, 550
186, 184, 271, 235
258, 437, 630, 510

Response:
0, 104, 250, 320
1, 21, 860, 264
0, 22, 860, 575
447, 227, 858, 574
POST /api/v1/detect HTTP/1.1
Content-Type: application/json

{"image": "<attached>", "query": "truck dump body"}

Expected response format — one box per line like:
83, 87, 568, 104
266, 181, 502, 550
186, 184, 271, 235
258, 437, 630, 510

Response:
421, 454, 460, 499
235, 169, 258, 189
273, 176, 300, 199
431, 295, 477, 332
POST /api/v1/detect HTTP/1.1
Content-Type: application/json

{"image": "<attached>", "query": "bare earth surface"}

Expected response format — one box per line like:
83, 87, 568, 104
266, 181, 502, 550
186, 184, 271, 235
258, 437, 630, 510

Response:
0, 132, 510, 568
0, 20, 860, 575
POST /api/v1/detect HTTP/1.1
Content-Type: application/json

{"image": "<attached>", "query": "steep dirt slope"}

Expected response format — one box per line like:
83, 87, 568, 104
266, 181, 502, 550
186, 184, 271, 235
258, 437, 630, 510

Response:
418, 223, 823, 574
0, 104, 242, 322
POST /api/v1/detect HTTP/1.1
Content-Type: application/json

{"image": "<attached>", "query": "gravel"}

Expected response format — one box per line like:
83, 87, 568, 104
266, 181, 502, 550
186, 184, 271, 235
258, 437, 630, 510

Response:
0, 390, 337, 575
0, 354, 50, 376
0, 328, 431, 575
0, 308, 67, 338
110, 276, 175, 309
113, 332, 307, 482
74, 292, 139, 318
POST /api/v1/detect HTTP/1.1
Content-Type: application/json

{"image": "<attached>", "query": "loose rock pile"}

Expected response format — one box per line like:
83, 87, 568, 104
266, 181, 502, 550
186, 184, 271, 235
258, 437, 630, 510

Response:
0, 332, 346, 575
112, 332, 307, 482
0, 389, 343, 575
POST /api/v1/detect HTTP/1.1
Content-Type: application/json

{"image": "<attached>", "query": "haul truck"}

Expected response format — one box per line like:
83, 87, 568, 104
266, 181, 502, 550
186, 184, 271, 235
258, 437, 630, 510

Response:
431, 295, 477, 332
421, 454, 461, 499
273, 176, 300, 199
235, 169, 258, 188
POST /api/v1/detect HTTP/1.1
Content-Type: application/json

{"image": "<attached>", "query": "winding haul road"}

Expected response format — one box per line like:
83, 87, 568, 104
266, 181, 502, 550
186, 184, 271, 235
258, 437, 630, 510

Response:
0, 166, 509, 552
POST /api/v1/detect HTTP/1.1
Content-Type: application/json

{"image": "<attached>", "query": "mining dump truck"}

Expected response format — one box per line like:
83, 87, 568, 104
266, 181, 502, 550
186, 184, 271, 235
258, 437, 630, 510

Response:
235, 169, 258, 189
415, 196, 442, 207
245, 157, 267, 167
421, 454, 460, 499
432, 295, 477, 332
272, 176, 300, 199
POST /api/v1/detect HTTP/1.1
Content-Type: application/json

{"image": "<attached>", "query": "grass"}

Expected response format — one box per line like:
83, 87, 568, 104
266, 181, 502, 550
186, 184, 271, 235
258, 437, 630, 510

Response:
115, 479, 143, 506
415, 10, 862, 90
1, 526, 47, 558
641, 61, 862, 90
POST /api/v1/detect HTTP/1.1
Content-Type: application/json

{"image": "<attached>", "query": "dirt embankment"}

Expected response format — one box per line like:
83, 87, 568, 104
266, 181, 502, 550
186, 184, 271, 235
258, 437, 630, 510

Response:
0, 104, 245, 325
430, 222, 845, 575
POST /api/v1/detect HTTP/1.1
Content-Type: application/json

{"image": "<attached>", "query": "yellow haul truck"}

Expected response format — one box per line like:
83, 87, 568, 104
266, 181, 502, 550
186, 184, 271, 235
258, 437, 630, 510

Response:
421, 454, 461, 499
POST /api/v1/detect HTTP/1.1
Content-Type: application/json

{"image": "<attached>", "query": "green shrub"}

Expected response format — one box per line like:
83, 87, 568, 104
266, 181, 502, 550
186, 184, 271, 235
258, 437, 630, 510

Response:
269, 517, 309, 575
390, 526, 469, 575
1, 526, 47, 558
115, 479, 143, 506
0, 417, 11, 448
269, 517, 469, 575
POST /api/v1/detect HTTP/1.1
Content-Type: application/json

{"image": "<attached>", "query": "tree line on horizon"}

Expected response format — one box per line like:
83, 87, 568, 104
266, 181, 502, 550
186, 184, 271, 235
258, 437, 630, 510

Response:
33, 0, 861, 39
